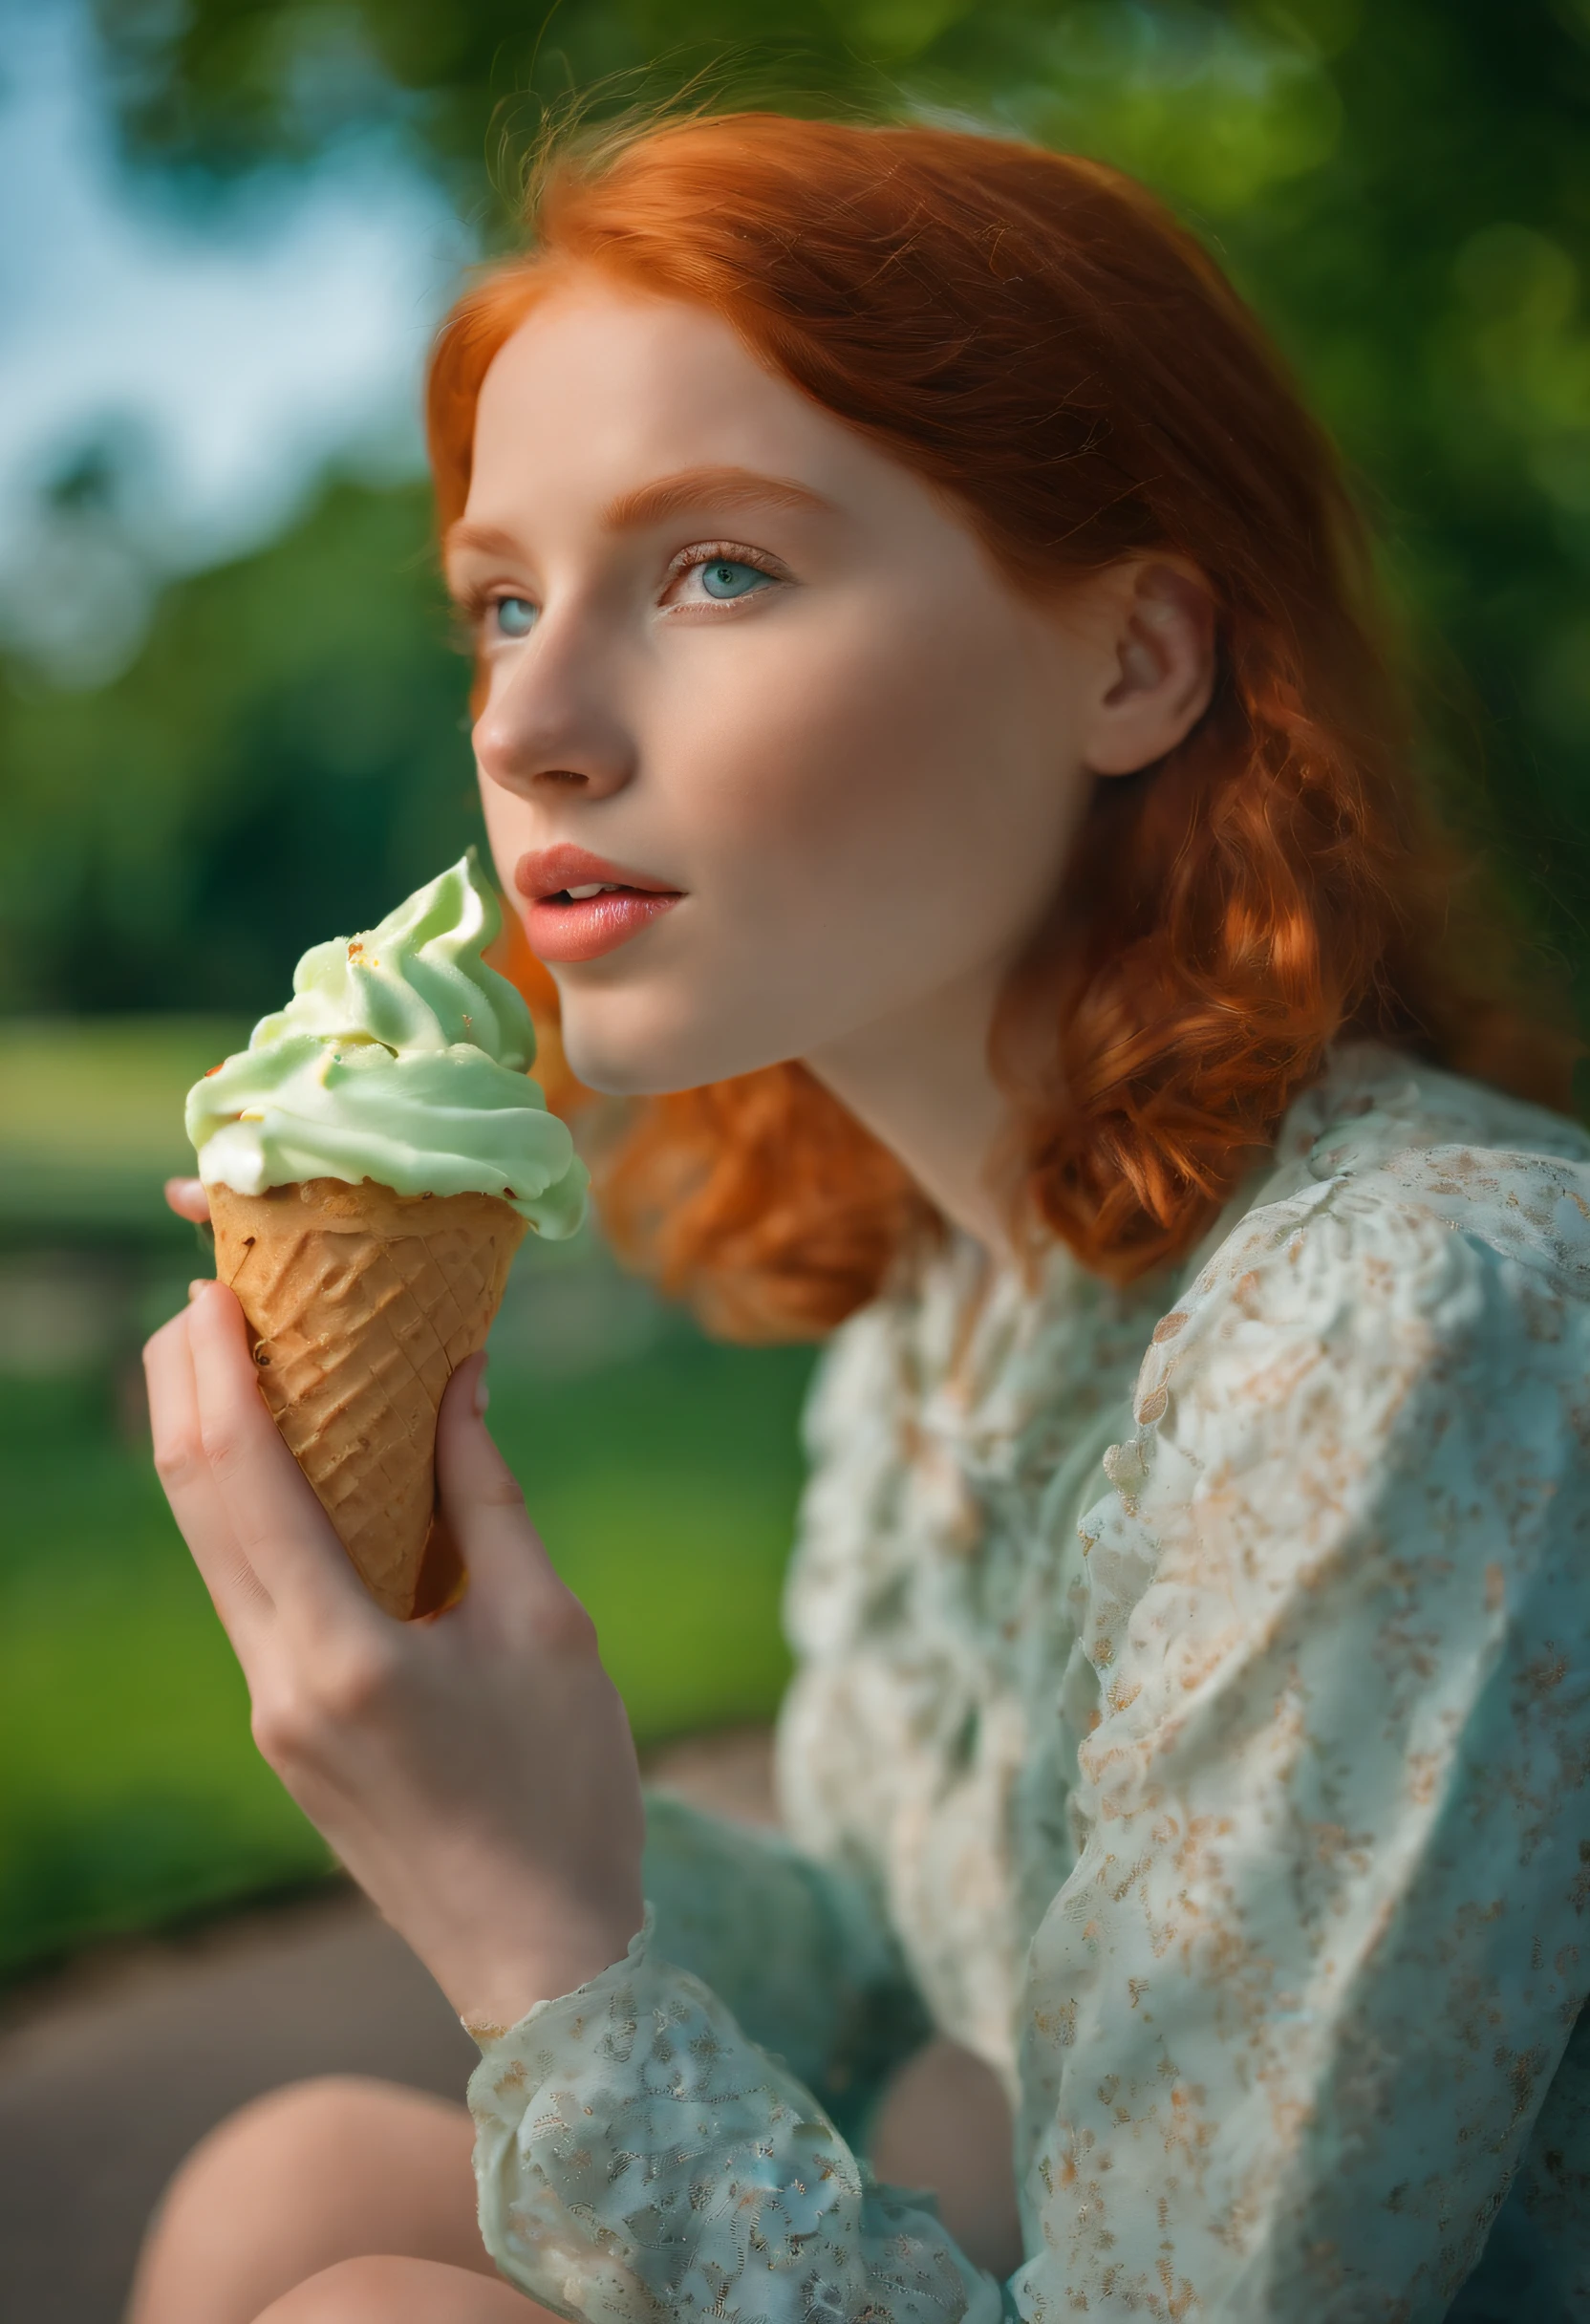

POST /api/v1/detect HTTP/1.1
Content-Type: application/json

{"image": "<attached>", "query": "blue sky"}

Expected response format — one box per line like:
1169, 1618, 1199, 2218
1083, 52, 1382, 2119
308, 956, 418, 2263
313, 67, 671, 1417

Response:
0, 0, 467, 677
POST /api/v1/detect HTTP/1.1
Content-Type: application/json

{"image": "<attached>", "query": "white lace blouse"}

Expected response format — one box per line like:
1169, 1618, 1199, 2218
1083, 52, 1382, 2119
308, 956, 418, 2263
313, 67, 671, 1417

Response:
467, 1045, 1590, 2322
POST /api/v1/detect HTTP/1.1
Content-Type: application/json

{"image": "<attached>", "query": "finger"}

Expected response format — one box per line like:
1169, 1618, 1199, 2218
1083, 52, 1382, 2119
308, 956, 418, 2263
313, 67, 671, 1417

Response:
165, 1176, 212, 1223
143, 1304, 275, 1645
184, 1280, 373, 1627
434, 1357, 567, 1607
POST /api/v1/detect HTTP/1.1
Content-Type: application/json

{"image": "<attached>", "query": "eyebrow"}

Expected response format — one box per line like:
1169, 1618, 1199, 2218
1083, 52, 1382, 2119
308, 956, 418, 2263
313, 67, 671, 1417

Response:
443, 521, 523, 568
600, 465, 834, 531
442, 466, 833, 570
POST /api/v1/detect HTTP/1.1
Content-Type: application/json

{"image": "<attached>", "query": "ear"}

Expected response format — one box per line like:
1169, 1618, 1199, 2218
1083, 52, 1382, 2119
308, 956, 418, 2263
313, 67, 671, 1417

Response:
1081, 558, 1216, 777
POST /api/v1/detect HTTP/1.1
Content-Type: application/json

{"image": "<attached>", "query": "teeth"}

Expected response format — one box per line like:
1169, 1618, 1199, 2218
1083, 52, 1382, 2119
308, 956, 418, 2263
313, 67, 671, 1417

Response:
564, 882, 619, 899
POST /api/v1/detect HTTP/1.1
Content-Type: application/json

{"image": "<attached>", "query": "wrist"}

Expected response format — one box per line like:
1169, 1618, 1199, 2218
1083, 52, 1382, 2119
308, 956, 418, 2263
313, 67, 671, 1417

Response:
440, 1903, 644, 2038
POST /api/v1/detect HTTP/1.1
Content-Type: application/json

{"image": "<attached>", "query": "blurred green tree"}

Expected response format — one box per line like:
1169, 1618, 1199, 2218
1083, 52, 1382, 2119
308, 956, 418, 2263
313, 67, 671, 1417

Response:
6, 0, 1584, 1020
0, 479, 478, 1012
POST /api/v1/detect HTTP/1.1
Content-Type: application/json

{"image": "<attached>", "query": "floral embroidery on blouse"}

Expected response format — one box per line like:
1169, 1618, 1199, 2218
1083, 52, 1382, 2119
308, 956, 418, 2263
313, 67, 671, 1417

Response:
470, 1045, 1590, 2322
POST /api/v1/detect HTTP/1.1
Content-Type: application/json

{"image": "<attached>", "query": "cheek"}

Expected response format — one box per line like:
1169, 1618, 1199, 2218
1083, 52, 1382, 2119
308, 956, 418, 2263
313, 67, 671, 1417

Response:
678, 588, 1060, 919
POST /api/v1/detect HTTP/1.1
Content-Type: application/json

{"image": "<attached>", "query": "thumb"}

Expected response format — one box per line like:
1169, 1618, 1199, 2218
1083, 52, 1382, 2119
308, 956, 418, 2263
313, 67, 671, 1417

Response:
434, 1356, 559, 1601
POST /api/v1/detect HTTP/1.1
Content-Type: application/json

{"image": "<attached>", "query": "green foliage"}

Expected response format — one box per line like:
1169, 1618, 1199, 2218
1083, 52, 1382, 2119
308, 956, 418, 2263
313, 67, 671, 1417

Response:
36, 0, 1587, 1021
0, 480, 479, 1015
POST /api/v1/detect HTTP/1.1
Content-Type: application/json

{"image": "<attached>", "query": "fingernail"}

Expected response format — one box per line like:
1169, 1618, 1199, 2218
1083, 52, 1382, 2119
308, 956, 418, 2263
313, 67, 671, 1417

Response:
474, 1360, 490, 1417
187, 1280, 207, 1302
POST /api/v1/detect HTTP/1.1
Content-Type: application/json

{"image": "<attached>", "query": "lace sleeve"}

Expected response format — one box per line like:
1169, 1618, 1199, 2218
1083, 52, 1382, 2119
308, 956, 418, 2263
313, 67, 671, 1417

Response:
1010, 1165, 1590, 2320
469, 1916, 1006, 2324
638, 1788, 932, 2141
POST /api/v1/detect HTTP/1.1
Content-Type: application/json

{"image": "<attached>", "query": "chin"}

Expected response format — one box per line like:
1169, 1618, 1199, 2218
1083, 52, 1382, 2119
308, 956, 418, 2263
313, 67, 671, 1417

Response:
558, 993, 795, 1097
560, 1019, 717, 1099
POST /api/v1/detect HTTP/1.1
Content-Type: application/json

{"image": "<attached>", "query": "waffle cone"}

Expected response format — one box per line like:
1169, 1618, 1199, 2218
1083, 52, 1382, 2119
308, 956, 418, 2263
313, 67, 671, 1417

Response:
209, 1177, 528, 1618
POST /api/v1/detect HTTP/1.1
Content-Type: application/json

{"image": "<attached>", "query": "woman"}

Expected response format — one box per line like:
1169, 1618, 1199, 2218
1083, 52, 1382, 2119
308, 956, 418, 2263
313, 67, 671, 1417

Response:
135, 112, 1590, 2324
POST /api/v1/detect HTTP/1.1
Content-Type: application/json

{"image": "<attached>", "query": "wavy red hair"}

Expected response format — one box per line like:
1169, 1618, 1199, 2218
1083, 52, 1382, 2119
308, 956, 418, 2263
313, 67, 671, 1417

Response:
439, 112, 1570, 1340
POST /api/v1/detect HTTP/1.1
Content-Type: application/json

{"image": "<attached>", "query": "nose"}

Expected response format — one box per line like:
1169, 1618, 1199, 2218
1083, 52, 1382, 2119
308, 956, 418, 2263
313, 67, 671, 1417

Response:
472, 616, 635, 802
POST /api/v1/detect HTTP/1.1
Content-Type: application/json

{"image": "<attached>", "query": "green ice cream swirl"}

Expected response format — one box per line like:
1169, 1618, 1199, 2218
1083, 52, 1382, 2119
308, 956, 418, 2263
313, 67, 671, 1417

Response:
185, 853, 587, 1237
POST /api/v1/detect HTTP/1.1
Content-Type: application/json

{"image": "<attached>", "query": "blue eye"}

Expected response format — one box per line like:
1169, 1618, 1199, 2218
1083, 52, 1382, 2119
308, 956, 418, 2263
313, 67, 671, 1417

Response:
699, 559, 769, 601
493, 597, 537, 637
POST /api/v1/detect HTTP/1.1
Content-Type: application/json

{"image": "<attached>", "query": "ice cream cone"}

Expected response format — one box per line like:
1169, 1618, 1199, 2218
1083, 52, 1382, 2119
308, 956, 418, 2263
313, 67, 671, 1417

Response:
209, 1176, 527, 1618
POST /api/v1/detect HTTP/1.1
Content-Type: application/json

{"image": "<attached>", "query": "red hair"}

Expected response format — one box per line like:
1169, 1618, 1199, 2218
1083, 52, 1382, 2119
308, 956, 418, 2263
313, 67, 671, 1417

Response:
439, 113, 1571, 1339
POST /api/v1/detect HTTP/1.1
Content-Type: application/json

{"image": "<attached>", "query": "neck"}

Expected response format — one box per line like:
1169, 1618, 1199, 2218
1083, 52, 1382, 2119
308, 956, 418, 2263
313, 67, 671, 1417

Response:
803, 959, 1016, 1259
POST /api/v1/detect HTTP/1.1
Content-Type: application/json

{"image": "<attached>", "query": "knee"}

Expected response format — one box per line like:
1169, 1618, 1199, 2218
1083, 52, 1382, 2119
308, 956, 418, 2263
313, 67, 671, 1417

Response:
250, 2254, 534, 2323
250, 2254, 419, 2322
145, 2075, 420, 2263
170, 2076, 412, 2195
129, 2077, 485, 2324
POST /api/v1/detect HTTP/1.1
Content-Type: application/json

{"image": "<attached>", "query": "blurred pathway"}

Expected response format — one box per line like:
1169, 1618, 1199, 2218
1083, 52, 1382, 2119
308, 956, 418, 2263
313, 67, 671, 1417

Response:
0, 1727, 775, 2324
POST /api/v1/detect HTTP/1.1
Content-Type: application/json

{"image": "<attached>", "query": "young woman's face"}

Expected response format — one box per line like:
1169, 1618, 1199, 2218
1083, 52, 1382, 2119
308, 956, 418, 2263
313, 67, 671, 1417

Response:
455, 277, 1144, 1095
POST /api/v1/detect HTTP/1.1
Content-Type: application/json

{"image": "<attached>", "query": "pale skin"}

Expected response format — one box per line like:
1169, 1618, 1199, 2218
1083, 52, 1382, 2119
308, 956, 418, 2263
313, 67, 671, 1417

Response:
133, 276, 1214, 2323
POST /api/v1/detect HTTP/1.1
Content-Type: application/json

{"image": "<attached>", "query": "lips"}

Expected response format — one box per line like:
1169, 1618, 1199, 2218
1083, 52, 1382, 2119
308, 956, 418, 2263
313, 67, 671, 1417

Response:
513, 846, 682, 965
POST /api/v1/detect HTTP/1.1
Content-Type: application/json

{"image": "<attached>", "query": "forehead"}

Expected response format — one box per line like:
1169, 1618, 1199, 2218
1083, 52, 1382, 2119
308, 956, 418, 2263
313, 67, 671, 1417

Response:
466, 278, 869, 520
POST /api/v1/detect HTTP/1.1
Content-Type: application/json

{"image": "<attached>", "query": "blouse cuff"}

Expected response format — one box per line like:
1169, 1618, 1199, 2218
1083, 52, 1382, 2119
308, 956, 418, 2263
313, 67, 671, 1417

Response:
466, 1902, 1004, 2324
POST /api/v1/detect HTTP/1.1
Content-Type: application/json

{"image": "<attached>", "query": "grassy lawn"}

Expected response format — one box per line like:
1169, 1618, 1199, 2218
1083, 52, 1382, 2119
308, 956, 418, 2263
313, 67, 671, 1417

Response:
0, 1015, 251, 1236
0, 1017, 817, 1982
0, 1319, 815, 1982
